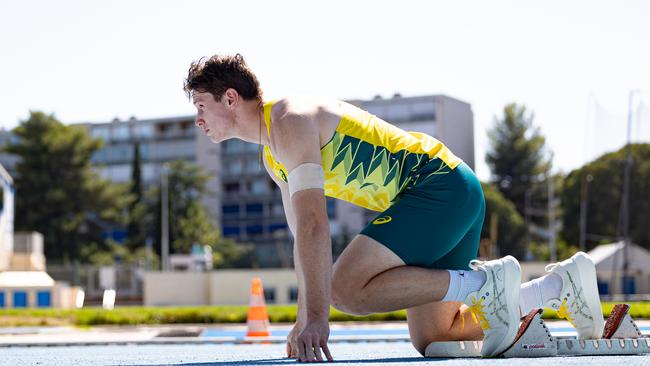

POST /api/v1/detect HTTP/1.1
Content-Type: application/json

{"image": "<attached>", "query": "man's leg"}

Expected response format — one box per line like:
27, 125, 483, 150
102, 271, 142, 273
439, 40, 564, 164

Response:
407, 302, 483, 355
331, 234, 483, 354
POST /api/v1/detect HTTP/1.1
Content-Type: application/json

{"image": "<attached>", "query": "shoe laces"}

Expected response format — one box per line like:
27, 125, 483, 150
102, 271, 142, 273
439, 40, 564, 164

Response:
468, 259, 485, 271
545, 261, 560, 272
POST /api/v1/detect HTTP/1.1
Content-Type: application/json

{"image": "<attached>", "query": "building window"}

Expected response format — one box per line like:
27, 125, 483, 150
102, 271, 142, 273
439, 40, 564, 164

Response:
623, 276, 636, 295
410, 101, 436, 121
107, 145, 132, 163
365, 104, 387, 118
91, 149, 108, 163
142, 163, 157, 182
246, 203, 264, 217
385, 103, 410, 122
37, 291, 51, 307
222, 204, 240, 217
246, 224, 263, 235
223, 139, 243, 153
246, 142, 259, 152
91, 126, 110, 142
269, 223, 287, 233
107, 164, 131, 183
13, 291, 27, 308
223, 226, 240, 236
151, 141, 195, 160
597, 281, 609, 296
223, 182, 240, 193
112, 125, 130, 141
224, 160, 243, 175
244, 160, 259, 173
289, 286, 299, 303
269, 202, 284, 216
250, 180, 267, 194
0, 292, 4, 308
263, 287, 276, 304
133, 124, 153, 139
180, 121, 194, 136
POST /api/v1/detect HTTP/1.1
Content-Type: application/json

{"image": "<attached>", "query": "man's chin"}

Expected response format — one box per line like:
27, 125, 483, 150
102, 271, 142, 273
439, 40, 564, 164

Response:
208, 134, 225, 144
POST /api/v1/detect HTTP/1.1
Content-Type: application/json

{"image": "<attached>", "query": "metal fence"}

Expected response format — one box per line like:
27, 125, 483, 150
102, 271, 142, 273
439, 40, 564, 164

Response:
47, 264, 144, 305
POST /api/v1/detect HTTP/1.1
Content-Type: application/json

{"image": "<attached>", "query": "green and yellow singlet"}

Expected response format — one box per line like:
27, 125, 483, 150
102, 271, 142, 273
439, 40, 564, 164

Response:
262, 100, 463, 212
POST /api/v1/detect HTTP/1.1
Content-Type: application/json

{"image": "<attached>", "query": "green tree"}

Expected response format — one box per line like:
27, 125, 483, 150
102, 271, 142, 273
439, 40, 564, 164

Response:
486, 103, 552, 215
125, 141, 146, 251
5, 111, 132, 263
561, 144, 650, 251
155, 160, 249, 267
480, 182, 527, 258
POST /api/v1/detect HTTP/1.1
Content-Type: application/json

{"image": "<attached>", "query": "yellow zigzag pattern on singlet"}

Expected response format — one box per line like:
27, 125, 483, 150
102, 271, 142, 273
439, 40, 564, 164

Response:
262, 101, 462, 212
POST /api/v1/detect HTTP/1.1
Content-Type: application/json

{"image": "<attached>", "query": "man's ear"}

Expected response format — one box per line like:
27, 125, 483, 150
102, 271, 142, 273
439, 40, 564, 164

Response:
224, 88, 239, 107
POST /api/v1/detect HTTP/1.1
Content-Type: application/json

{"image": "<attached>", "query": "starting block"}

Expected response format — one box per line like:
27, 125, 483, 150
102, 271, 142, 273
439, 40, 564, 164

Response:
425, 304, 650, 358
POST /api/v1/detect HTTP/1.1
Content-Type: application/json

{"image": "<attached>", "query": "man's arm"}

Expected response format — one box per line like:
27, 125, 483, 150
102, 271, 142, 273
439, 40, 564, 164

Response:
262, 156, 307, 326
271, 100, 332, 323
269, 99, 333, 362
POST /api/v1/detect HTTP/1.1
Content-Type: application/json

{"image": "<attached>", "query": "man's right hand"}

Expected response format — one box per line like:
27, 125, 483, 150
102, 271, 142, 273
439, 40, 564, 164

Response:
286, 322, 302, 359
296, 318, 333, 362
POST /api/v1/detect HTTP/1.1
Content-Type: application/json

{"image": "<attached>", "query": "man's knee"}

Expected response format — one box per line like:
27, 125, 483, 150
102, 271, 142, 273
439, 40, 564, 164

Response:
331, 268, 371, 316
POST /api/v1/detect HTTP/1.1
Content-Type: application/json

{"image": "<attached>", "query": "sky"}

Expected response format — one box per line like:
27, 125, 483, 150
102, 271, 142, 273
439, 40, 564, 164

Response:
1, 0, 649, 180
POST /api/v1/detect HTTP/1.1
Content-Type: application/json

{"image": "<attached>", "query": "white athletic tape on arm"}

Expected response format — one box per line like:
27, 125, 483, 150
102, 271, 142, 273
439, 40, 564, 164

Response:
288, 163, 325, 197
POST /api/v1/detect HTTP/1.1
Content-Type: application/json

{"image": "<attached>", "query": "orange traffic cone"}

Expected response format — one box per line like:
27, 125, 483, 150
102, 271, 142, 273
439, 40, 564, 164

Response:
246, 277, 270, 337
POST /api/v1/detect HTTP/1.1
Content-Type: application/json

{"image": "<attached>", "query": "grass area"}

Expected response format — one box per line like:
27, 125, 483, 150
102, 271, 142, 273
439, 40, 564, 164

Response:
0, 302, 648, 327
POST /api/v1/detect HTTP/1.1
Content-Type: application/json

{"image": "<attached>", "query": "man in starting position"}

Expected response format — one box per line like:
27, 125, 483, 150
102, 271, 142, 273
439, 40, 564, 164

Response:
183, 54, 605, 362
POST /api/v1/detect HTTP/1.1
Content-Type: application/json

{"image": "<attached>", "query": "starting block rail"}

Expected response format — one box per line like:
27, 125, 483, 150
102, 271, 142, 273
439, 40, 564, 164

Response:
425, 303, 650, 358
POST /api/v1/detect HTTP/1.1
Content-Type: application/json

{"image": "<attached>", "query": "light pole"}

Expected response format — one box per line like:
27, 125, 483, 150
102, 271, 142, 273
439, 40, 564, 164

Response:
161, 163, 170, 272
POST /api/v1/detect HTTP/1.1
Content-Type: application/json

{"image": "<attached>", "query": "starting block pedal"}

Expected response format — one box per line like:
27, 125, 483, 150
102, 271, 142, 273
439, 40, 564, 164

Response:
501, 308, 557, 357
556, 303, 650, 356
425, 304, 649, 358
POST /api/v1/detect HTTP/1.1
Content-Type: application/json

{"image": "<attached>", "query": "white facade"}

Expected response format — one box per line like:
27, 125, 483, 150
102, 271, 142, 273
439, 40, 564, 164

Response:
144, 269, 297, 306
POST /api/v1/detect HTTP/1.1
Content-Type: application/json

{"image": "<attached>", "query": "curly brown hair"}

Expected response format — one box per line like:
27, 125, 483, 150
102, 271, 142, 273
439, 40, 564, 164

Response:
183, 54, 262, 102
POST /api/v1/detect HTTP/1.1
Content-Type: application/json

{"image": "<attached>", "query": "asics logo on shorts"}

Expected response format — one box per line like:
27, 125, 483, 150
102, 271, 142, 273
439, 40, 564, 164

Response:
372, 216, 392, 225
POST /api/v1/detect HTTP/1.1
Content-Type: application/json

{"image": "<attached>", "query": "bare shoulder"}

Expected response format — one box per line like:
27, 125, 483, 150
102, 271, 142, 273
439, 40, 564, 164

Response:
270, 97, 320, 120
268, 98, 319, 146
267, 97, 323, 171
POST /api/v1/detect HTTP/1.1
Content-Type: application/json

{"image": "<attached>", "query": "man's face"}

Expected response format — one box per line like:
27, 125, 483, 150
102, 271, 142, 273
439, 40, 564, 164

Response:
192, 91, 232, 143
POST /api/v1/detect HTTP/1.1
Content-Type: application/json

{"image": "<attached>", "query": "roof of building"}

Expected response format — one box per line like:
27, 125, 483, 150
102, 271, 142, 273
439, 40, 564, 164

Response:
0, 271, 55, 287
587, 241, 650, 272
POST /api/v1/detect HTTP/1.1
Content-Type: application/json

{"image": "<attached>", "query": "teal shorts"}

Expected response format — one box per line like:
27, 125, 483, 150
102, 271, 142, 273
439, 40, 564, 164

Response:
359, 159, 485, 270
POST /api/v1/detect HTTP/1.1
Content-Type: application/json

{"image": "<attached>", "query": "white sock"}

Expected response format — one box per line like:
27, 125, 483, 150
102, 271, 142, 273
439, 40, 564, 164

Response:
519, 273, 563, 316
441, 269, 487, 302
